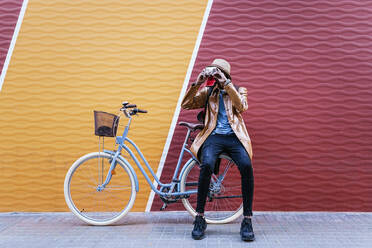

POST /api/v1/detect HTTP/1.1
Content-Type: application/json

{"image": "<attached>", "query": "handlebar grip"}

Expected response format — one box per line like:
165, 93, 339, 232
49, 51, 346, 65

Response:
129, 108, 148, 115
137, 109, 147, 113
126, 104, 137, 108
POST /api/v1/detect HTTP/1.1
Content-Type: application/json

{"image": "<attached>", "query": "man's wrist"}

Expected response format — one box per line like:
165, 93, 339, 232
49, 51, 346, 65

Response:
224, 79, 231, 87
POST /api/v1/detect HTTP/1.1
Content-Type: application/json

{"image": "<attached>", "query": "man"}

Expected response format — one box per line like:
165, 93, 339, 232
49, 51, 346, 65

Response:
181, 58, 255, 241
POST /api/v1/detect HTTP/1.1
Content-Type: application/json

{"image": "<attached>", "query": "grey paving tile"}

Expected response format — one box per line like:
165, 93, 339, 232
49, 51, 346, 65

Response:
0, 211, 372, 247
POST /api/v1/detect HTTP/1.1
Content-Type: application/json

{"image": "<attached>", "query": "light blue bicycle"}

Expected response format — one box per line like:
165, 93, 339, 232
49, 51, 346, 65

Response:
64, 102, 244, 225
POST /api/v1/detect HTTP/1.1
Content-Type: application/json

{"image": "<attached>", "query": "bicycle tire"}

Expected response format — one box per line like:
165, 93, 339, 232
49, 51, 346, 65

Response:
180, 154, 243, 224
64, 152, 136, 225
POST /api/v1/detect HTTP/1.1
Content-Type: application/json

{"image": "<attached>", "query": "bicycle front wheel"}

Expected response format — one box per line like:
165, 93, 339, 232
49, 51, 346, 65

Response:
180, 154, 243, 224
64, 152, 136, 225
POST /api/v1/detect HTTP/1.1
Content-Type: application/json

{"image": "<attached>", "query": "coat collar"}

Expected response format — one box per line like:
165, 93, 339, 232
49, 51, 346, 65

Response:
211, 85, 227, 95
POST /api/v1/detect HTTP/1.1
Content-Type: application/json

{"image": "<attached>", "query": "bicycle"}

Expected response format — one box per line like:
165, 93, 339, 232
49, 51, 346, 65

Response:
64, 101, 244, 225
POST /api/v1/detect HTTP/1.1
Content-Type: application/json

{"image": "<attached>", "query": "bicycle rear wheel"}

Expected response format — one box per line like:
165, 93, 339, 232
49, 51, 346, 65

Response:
180, 154, 243, 224
64, 152, 136, 225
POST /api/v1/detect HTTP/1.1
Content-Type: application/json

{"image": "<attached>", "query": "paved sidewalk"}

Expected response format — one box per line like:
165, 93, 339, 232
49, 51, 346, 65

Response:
0, 211, 371, 248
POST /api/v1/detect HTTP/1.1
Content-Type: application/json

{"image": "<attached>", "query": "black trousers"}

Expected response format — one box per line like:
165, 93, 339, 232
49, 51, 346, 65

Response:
196, 132, 254, 216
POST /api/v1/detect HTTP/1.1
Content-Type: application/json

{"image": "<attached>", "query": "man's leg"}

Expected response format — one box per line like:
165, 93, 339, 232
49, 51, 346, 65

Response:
192, 134, 224, 240
225, 134, 255, 241
196, 134, 225, 215
225, 134, 254, 217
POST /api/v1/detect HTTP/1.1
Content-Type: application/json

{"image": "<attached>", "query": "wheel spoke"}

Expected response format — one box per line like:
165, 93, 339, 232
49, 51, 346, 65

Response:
104, 186, 132, 191
219, 160, 233, 182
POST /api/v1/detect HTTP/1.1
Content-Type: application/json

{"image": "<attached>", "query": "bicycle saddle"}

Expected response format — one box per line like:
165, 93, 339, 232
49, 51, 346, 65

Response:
178, 121, 204, 131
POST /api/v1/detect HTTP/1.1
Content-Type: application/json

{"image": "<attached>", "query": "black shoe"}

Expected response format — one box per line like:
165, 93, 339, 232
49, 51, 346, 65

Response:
191, 215, 207, 240
240, 217, 255, 241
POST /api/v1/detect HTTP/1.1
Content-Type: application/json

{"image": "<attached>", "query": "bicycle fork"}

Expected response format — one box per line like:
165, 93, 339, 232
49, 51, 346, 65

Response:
96, 150, 120, 191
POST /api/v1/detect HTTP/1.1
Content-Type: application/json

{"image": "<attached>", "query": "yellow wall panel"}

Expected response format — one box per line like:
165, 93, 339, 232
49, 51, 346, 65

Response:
0, 0, 207, 211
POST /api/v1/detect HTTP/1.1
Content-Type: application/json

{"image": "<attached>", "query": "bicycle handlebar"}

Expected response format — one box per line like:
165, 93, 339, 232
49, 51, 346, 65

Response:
121, 101, 147, 117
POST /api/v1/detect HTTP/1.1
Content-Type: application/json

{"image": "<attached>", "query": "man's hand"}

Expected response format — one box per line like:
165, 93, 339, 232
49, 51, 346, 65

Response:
212, 68, 227, 87
196, 69, 207, 85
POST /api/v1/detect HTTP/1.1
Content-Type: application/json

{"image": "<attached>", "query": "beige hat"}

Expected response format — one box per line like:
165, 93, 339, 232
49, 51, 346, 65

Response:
209, 58, 231, 79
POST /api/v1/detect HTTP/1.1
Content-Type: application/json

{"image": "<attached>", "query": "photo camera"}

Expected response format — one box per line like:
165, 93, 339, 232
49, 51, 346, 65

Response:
204, 66, 218, 86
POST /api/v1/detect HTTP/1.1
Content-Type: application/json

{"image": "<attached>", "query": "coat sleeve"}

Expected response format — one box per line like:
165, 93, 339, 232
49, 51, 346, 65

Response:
224, 82, 248, 113
181, 82, 208, 110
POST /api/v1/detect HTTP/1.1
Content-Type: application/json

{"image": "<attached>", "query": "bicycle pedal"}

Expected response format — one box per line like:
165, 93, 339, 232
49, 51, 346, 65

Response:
160, 203, 168, 211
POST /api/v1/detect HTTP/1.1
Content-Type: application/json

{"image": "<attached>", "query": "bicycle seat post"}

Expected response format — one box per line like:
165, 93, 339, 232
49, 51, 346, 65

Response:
184, 128, 192, 146
171, 122, 203, 183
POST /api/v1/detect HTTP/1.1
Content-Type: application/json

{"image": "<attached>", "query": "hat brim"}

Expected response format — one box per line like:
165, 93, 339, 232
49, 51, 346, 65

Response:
209, 64, 231, 79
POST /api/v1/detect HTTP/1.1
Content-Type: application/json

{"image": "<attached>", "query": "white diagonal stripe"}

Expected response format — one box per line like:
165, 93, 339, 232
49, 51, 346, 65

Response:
145, 0, 214, 212
0, 0, 29, 91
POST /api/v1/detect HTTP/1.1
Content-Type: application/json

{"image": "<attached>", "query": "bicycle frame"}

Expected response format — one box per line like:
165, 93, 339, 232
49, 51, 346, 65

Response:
100, 115, 200, 198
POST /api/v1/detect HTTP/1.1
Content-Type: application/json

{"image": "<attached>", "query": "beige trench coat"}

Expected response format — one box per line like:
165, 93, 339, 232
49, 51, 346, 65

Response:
181, 81, 253, 162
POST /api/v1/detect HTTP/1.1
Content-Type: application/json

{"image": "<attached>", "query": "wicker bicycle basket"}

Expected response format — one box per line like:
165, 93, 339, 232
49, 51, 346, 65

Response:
93, 110, 120, 137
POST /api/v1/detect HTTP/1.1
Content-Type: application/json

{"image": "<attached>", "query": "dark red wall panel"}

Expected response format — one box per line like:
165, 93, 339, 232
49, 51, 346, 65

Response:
0, 0, 23, 75
151, 0, 372, 211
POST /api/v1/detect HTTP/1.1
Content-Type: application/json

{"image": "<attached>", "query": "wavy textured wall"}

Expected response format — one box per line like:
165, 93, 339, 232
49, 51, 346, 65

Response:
0, 0, 207, 211
1, 0, 372, 213
152, 0, 372, 211
0, 0, 23, 73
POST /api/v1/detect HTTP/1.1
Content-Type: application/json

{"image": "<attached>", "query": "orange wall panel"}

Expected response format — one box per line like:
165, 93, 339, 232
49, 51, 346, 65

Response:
0, 0, 207, 211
